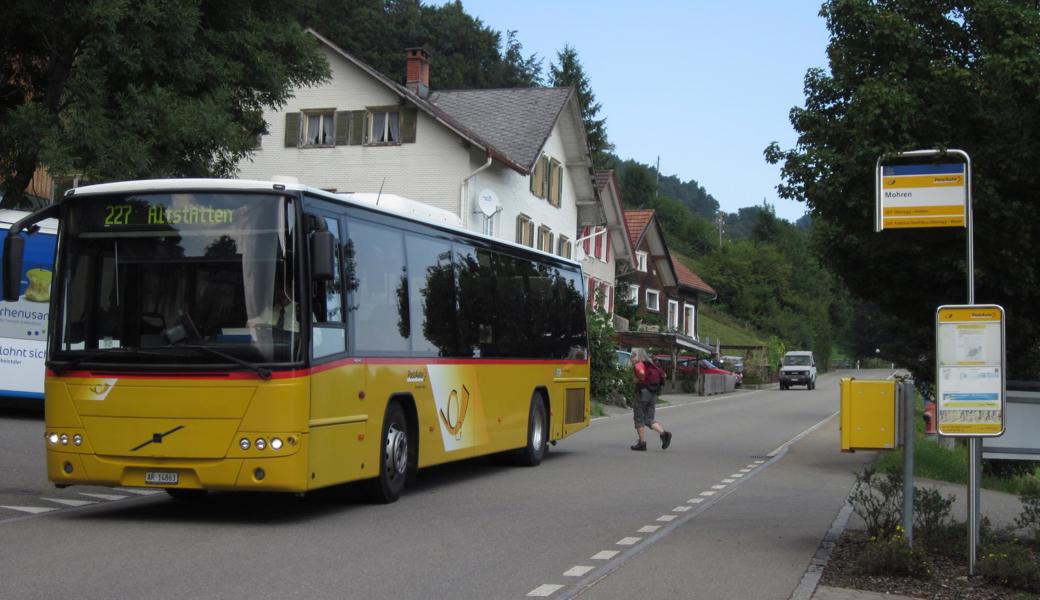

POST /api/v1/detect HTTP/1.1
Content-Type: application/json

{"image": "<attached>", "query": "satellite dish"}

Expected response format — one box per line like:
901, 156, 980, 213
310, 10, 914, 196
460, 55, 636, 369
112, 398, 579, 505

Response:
476, 189, 501, 217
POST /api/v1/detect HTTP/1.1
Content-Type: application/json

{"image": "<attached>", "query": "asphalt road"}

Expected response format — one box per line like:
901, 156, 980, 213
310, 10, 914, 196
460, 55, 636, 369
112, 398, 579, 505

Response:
0, 370, 885, 600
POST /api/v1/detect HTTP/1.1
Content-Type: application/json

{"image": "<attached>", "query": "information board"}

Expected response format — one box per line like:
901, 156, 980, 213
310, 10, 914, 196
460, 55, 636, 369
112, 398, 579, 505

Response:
877, 155, 968, 230
935, 305, 1005, 436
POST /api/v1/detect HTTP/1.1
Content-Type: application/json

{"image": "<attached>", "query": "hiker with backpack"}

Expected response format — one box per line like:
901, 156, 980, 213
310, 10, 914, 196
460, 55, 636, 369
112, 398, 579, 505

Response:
629, 348, 673, 451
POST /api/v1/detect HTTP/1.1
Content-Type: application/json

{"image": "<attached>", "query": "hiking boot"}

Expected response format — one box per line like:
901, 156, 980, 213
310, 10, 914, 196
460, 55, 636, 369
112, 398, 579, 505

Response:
630, 441, 647, 451
660, 431, 672, 449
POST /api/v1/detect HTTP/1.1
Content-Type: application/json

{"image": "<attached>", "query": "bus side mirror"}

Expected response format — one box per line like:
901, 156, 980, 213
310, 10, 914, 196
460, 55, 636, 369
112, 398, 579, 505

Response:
310, 230, 334, 281
2, 234, 25, 302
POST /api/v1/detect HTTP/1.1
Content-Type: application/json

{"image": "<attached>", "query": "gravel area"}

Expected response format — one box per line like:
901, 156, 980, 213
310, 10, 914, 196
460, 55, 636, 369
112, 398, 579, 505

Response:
820, 530, 1039, 600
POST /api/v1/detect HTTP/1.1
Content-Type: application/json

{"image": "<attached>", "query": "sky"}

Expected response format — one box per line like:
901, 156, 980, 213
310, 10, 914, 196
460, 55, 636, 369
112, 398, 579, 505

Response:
442, 1, 832, 222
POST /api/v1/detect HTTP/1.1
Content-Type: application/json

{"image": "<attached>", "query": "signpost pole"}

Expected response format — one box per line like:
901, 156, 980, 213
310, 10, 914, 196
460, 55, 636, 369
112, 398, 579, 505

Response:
901, 380, 914, 546
964, 152, 979, 576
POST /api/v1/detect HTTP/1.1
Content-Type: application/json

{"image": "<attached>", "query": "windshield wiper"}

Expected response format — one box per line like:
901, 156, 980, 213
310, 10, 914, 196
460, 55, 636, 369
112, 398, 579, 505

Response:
50, 347, 167, 376
165, 345, 273, 380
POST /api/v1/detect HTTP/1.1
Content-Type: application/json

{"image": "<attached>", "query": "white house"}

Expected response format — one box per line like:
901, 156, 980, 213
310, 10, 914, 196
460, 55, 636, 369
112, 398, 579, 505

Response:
237, 29, 598, 261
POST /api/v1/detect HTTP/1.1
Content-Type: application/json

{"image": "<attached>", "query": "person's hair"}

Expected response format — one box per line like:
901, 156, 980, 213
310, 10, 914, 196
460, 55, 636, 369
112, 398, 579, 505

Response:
631, 348, 652, 364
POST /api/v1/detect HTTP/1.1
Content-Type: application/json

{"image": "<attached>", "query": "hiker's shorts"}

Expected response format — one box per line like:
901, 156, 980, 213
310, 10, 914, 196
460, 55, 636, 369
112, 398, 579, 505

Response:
632, 386, 657, 427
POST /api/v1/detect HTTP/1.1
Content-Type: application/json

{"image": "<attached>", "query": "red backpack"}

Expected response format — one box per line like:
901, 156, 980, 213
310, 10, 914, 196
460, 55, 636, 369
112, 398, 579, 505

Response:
642, 361, 665, 392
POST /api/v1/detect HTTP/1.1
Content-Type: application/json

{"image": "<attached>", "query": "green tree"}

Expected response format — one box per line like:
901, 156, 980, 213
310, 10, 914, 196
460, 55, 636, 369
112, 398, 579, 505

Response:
298, 1, 542, 91
0, 0, 329, 205
549, 45, 613, 167
766, 0, 1040, 379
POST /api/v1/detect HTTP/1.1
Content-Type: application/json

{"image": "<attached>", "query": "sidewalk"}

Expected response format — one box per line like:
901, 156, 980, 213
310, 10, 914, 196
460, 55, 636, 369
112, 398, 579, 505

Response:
596, 389, 1029, 600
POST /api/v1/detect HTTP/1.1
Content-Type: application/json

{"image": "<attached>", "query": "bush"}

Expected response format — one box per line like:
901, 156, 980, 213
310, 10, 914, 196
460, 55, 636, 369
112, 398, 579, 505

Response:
978, 541, 1040, 593
913, 486, 954, 546
1016, 487, 1040, 543
856, 530, 932, 578
849, 465, 903, 540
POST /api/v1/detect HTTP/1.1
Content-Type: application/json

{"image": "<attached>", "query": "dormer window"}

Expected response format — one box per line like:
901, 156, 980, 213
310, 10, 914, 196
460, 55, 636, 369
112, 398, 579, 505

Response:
636, 251, 648, 272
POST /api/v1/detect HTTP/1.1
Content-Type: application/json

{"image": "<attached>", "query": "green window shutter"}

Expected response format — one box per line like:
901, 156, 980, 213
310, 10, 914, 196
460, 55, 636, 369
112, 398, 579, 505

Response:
284, 113, 300, 147
541, 155, 551, 199
335, 111, 350, 146
349, 111, 365, 145
400, 108, 417, 143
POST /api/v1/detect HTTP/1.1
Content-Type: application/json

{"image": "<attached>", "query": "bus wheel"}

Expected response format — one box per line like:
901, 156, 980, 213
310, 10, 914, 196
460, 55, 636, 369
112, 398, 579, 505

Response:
519, 394, 548, 467
370, 401, 409, 503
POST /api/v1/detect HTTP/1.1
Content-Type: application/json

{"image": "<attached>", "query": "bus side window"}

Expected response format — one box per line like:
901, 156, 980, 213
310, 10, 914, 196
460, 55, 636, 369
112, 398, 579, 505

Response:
311, 215, 346, 359
348, 219, 409, 354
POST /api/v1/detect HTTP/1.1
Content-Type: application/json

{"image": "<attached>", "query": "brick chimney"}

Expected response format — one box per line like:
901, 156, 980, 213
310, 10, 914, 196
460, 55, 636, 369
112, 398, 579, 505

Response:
405, 48, 430, 99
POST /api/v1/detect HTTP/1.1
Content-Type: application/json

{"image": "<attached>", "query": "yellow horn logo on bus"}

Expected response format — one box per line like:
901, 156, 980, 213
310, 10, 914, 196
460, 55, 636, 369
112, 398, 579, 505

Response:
439, 385, 470, 439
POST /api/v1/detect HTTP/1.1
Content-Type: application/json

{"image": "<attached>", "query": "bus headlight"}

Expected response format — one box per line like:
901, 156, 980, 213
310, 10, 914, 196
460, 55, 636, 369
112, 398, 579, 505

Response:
255, 438, 266, 451
239, 438, 250, 451
48, 432, 59, 445
73, 434, 82, 446
60, 433, 69, 446
270, 438, 283, 450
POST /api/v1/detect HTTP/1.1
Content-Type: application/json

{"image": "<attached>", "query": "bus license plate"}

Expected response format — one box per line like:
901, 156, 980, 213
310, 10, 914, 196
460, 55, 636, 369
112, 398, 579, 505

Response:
144, 471, 178, 485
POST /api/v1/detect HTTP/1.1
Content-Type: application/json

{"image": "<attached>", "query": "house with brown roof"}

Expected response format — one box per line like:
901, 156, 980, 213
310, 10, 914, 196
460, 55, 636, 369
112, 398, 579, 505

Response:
237, 29, 599, 262
618, 209, 716, 354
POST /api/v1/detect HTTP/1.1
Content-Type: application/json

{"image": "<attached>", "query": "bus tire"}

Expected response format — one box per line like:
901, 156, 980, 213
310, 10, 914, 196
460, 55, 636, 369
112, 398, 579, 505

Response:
369, 400, 410, 503
518, 393, 548, 467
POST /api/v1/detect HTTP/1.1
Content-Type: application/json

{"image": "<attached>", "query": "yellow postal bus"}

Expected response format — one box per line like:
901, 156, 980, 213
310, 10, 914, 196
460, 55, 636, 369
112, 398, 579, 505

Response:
1, 179, 590, 502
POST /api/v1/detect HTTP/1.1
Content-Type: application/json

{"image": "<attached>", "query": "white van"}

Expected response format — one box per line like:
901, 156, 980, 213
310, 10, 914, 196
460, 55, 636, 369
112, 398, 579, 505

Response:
779, 350, 816, 390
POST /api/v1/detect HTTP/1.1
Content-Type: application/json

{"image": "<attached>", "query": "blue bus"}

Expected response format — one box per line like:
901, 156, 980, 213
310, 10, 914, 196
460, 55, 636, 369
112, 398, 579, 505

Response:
0, 209, 57, 400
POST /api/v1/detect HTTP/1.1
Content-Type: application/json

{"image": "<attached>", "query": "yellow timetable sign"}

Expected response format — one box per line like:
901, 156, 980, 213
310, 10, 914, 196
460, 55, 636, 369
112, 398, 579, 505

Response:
878, 162, 967, 230
935, 304, 1005, 437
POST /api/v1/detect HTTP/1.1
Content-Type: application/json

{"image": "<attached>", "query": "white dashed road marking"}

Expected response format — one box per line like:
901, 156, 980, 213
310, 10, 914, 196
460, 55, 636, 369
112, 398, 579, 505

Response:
78, 493, 128, 501
527, 584, 563, 597
563, 566, 594, 577
591, 550, 619, 560
656, 515, 676, 522
0, 505, 57, 514
673, 505, 691, 512
42, 497, 96, 507
699, 490, 717, 497
616, 537, 642, 546
638, 525, 661, 533
711, 484, 727, 490
116, 488, 163, 496
721, 478, 736, 483
687, 497, 704, 504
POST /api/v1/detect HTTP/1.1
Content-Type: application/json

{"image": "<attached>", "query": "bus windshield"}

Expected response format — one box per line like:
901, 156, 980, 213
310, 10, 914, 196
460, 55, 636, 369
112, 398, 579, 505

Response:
54, 192, 301, 366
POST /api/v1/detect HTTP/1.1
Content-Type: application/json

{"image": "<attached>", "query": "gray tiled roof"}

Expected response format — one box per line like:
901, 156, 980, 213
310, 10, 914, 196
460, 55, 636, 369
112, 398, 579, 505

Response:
428, 88, 574, 173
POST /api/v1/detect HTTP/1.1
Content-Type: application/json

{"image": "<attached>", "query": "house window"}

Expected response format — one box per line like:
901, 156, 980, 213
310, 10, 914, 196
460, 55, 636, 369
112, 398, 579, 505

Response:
516, 214, 534, 247
537, 225, 553, 253
667, 299, 679, 331
480, 212, 497, 237
548, 158, 563, 207
646, 289, 660, 312
303, 110, 335, 146
530, 154, 563, 205
368, 109, 400, 143
557, 235, 572, 259
626, 284, 639, 304
636, 251, 648, 272
684, 304, 696, 337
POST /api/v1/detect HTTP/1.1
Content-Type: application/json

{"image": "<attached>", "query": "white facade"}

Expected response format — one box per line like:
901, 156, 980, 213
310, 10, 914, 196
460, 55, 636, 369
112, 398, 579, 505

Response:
237, 41, 587, 260
238, 45, 479, 217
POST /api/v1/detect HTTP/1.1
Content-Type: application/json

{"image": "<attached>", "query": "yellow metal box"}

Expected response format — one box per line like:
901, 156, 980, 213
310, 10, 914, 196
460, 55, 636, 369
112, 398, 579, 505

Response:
840, 378, 897, 451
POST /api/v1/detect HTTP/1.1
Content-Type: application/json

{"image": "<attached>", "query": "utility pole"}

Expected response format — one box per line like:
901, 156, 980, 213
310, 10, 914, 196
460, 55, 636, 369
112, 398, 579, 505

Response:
654, 156, 660, 198
716, 211, 724, 249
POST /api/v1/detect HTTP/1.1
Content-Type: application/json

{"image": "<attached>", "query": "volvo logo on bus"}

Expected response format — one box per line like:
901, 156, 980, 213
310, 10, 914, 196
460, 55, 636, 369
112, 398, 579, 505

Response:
130, 425, 186, 452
